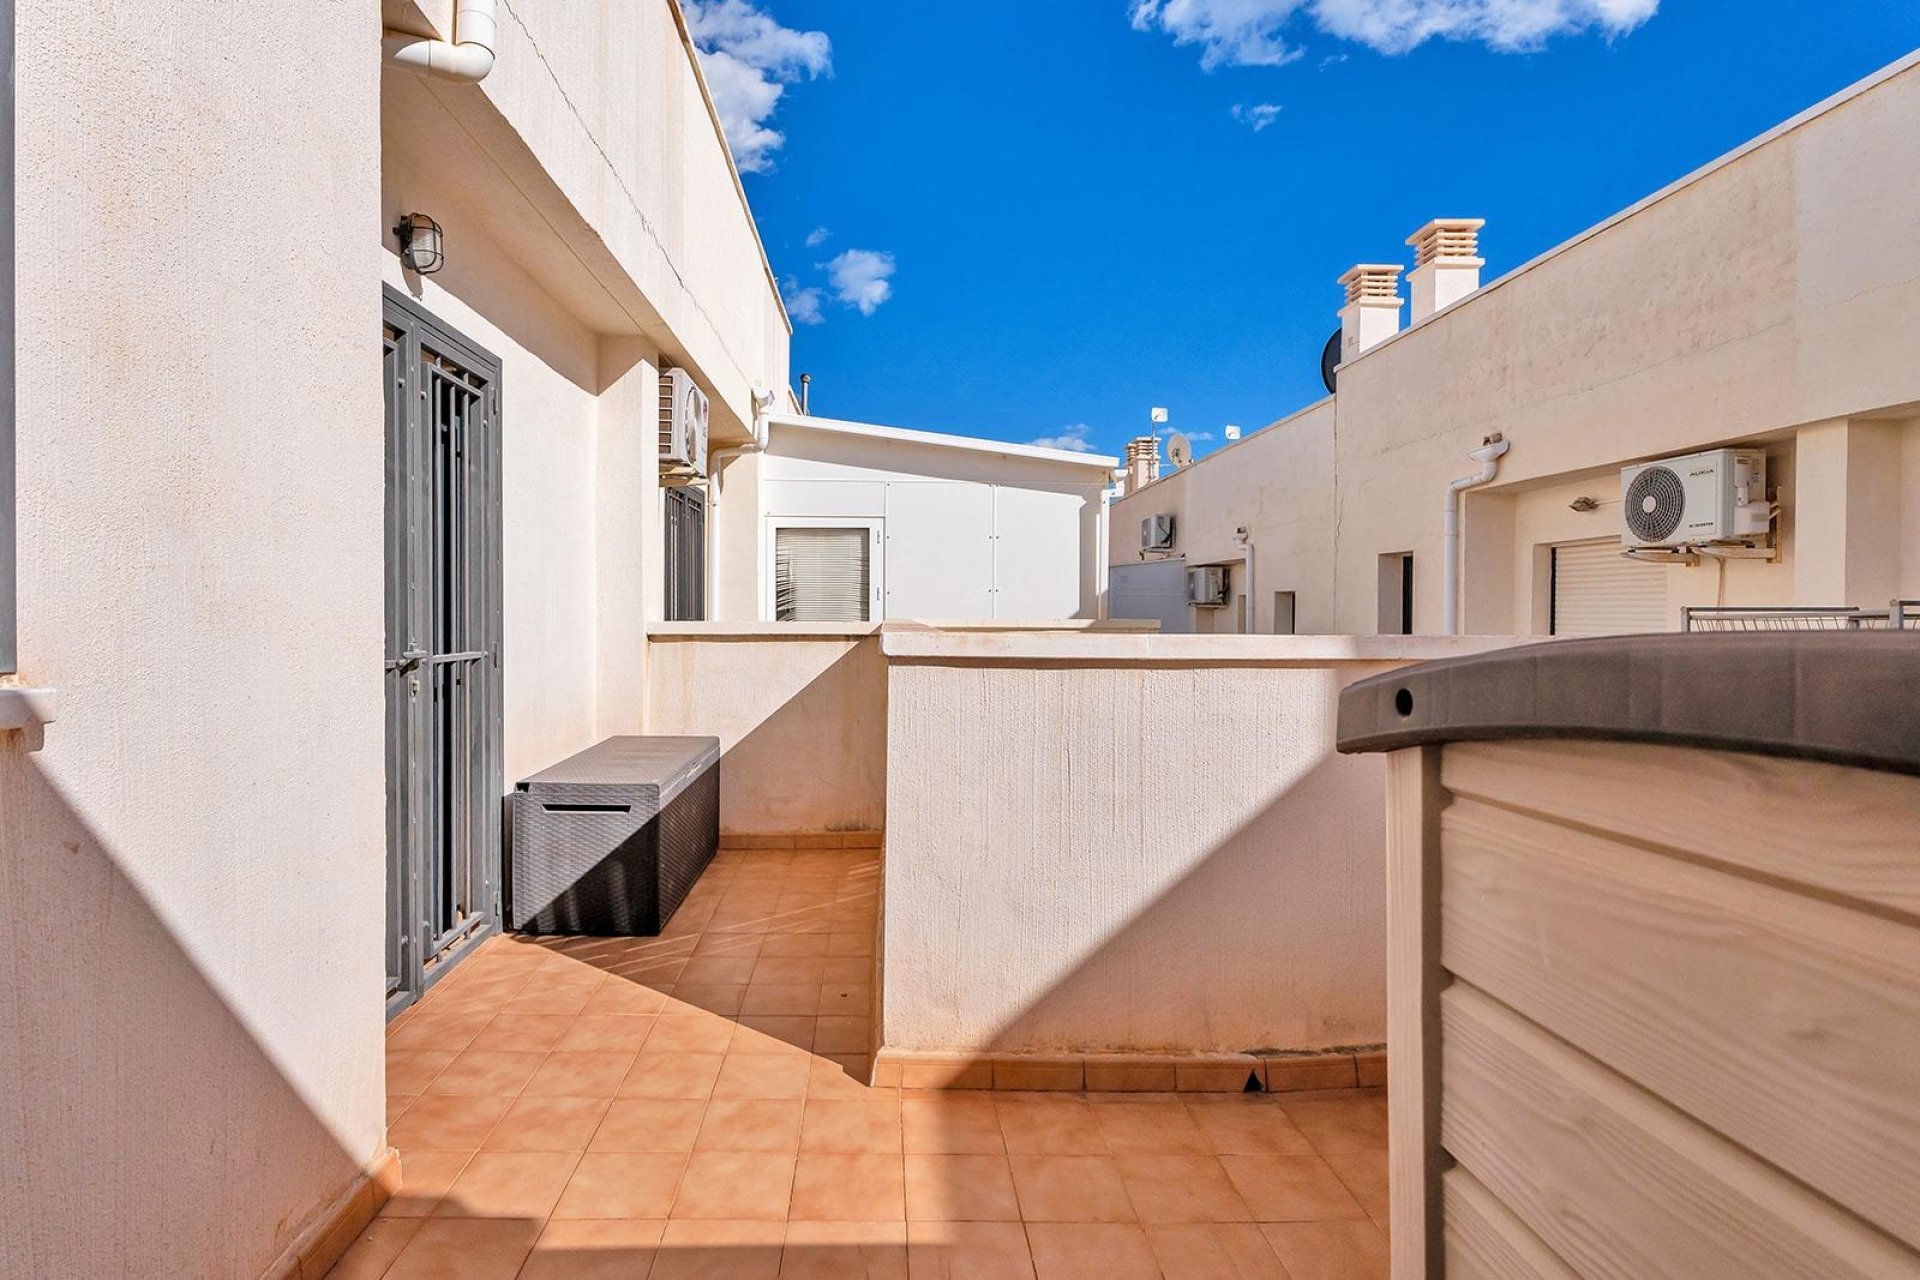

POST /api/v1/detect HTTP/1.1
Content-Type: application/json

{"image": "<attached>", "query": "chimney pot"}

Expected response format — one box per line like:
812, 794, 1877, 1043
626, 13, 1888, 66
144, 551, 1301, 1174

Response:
1123, 435, 1161, 494
1407, 218, 1485, 323
1337, 263, 1404, 360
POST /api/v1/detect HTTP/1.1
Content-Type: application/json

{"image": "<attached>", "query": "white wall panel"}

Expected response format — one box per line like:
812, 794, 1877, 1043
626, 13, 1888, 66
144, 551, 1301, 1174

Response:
884, 482, 994, 619
995, 487, 1090, 618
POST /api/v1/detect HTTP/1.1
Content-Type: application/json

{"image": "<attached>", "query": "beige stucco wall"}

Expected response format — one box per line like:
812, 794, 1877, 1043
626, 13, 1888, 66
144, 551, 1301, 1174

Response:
878, 632, 1513, 1057
2, 2, 388, 1275
645, 626, 887, 835
1115, 55, 1920, 635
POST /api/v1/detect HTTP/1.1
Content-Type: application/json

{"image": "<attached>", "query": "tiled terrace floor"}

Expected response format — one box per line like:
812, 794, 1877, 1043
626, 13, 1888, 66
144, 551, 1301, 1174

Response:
331, 848, 1389, 1279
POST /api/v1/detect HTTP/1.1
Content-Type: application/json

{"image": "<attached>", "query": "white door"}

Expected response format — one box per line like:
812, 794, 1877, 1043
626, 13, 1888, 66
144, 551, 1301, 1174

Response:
1551, 539, 1669, 636
993, 487, 1089, 619
883, 482, 994, 619
1110, 558, 1190, 632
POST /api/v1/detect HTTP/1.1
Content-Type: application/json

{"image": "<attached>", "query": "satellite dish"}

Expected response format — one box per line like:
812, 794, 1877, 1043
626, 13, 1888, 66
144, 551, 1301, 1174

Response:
1320, 329, 1343, 394
1167, 432, 1193, 468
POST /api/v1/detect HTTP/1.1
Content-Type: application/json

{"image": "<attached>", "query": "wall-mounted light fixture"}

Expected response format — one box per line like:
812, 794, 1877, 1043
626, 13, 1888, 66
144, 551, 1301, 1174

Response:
1569, 496, 1600, 513
393, 212, 444, 275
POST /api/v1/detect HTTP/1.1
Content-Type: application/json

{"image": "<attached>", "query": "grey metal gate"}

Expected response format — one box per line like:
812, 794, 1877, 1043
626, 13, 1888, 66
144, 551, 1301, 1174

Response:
664, 483, 706, 621
384, 287, 504, 1017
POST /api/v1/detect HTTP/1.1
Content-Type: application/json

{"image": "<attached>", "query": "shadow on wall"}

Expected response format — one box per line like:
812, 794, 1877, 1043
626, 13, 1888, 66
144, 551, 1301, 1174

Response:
985, 750, 1385, 1055
0, 746, 376, 1277
649, 638, 887, 837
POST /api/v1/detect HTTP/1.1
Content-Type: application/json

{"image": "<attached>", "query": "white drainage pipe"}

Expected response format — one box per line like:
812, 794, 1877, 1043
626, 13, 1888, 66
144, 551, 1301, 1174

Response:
1442, 435, 1509, 635
384, 0, 498, 83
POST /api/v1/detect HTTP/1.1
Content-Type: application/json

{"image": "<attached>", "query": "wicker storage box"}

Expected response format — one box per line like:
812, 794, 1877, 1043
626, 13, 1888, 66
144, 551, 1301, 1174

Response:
510, 735, 721, 936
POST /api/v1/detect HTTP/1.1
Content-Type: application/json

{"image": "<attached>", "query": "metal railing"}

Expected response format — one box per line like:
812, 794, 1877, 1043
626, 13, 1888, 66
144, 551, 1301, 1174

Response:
1682, 601, 1920, 632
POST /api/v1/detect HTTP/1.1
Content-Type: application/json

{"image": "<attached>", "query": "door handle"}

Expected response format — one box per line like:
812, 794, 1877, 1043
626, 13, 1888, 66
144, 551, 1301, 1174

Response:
386, 649, 429, 673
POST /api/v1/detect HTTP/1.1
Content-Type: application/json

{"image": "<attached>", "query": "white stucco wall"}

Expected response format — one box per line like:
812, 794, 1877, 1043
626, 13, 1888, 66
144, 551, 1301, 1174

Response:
878, 632, 1513, 1057
736, 419, 1114, 623
644, 626, 887, 835
1114, 55, 1920, 635
2, 2, 387, 1275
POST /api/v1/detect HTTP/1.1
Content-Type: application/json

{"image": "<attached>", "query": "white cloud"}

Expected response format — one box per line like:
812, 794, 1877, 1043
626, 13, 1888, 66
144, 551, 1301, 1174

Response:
805, 226, 831, 247
782, 278, 825, 325
1232, 102, 1283, 130
683, 1, 830, 173
1133, 0, 1657, 65
1028, 423, 1099, 453
826, 249, 896, 316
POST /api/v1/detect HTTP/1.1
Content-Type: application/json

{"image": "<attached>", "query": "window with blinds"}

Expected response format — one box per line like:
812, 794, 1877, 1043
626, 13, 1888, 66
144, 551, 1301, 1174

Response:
774, 526, 872, 622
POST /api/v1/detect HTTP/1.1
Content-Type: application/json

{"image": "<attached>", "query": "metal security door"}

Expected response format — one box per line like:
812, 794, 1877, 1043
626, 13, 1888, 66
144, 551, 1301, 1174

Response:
385, 287, 503, 1017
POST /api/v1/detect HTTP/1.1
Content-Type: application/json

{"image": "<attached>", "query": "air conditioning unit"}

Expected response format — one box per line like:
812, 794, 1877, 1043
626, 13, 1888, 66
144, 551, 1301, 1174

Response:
658, 367, 710, 479
1141, 514, 1175, 552
1619, 448, 1769, 549
1188, 565, 1230, 607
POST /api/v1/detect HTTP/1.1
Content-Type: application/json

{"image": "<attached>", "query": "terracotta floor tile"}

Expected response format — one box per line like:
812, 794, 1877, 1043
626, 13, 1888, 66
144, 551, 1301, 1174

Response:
321, 1216, 422, 1280
740, 983, 821, 1016
381, 1217, 541, 1280
782, 1220, 909, 1280
827, 933, 875, 957
481, 1095, 609, 1152
1259, 1221, 1389, 1280
522, 1051, 637, 1099
1115, 1155, 1253, 1223
552, 1014, 654, 1053
387, 1050, 458, 1096
1275, 1093, 1389, 1154
591, 1097, 708, 1152
1009, 1155, 1136, 1223
1144, 1224, 1289, 1280
809, 1056, 886, 1100
903, 1154, 1020, 1221
671, 1150, 798, 1220
801, 1098, 903, 1153
619, 1051, 725, 1100
388, 1094, 418, 1126
650, 1219, 785, 1280
647, 1014, 739, 1054
1218, 1155, 1368, 1223
467, 1012, 575, 1054
581, 980, 671, 1017
733, 1015, 816, 1054
387, 1094, 512, 1151
387, 1010, 493, 1053
996, 1099, 1107, 1155
673, 983, 748, 1016
758, 932, 831, 958
751, 955, 828, 985
1092, 1102, 1211, 1155
1321, 1149, 1388, 1224
695, 1099, 806, 1152
692, 931, 766, 958
1025, 1223, 1163, 1280
902, 1097, 1006, 1154
811, 1015, 871, 1055
517, 1218, 665, 1280
379, 1150, 475, 1218
435, 1150, 578, 1219
712, 1051, 811, 1100
905, 1221, 1035, 1280
505, 979, 605, 1015
1185, 1100, 1316, 1155
814, 990, 867, 1013
790, 1151, 907, 1221
551, 1151, 688, 1219
822, 957, 874, 985
425, 1051, 545, 1098
678, 956, 759, 985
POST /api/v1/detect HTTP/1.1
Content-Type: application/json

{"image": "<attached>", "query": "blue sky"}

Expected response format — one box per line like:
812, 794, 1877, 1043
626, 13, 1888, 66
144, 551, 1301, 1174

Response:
686, 1, 1920, 461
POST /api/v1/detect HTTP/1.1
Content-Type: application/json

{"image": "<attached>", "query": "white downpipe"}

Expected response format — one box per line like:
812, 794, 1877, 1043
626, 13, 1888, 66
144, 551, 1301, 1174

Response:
1232, 527, 1255, 635
1442, 436, 1510, 635
384, 0, 498, 82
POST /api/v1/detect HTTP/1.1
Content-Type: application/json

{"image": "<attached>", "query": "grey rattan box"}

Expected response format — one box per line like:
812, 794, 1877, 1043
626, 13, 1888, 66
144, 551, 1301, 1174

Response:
509, 735, 721, 936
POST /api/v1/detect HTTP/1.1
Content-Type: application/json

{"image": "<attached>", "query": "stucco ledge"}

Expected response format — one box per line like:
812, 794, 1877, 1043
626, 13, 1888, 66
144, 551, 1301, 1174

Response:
878, 632, 1528, 665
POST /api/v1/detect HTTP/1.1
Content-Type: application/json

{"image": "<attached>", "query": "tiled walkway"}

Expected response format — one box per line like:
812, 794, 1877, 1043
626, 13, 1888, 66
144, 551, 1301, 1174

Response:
331, 847, 1390, 1279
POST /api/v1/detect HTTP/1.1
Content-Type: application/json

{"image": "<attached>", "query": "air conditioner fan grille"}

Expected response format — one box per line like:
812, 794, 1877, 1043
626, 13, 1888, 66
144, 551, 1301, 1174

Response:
1626, 466, 1686, 542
